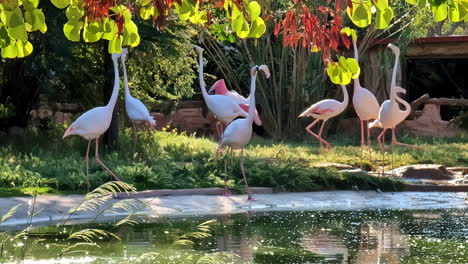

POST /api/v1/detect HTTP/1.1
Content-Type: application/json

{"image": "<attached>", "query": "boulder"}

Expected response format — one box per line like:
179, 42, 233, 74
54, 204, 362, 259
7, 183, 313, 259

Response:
394, 164, 455, 180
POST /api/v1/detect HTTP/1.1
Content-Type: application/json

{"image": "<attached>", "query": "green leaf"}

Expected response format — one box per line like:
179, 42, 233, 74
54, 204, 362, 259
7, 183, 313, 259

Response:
138, 0, 151, 6
448, 2, 463, 22
374, 0, 389, 10
4, 7, 24, 28
140, 6, 154, 20
101, 18, 117, 40
247, 1, 261, 21
39, 22, 47, 33
108, 36, 123, 53
175, 0, 194, 20
23, 0, 39, 11
8, 24, 28, 41
122, 20, 139, 47
347, 1, 372, 28
83, 21, 102, 42
16, 39, 33, 58
25, 9, 46, 32
51, 0, 70, 9
432, 3, 448, 21
247, 17, 266, 38
236, 18, 250, 39
0, 0, 19, 11
231, 15, 244, 33
63, 20, 83, 41
0, 25, 12, 48
1, 41, 17, 58
66, 6, 84, 22
375, 7, 394, 29
346, 58, 360, 79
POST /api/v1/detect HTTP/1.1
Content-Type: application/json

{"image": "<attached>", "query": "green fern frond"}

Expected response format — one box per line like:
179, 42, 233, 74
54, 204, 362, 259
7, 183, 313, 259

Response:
1, 203, 22, 223
68, 229, 120, 243
194, 252, 242, 264
61, 242, 100, 255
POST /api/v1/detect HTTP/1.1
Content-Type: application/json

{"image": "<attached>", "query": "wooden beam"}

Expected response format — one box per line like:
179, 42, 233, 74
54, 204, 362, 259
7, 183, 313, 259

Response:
425, 98, 468, 106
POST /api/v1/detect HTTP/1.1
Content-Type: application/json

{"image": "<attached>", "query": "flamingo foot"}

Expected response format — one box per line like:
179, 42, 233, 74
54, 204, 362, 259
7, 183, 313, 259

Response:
247, 194, 255, 201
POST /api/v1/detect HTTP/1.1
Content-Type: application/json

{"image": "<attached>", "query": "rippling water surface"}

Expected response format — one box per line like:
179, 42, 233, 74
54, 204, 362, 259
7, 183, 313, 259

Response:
2, 209, 468, 263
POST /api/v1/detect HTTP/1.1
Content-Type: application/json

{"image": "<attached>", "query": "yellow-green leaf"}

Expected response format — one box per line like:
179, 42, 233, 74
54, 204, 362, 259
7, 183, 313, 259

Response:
108, 36, 123, 53
375, 7, 394, 29
1, 41, 17, 58
432, 3, 448, 22
23, 0, 39, 11
235, 18, 250, 38
16, 39, 33, 58
247, 1, 261, 21
66, 5, 84, 22
51, 0, 70, 9
101, 18, 117, 40
347, 1, 372, 28
247, 17, 266, 38
83, 22, 102, 42
0, 25, 12, 48
63, 20, 83, 41
25, 9, 45, 32
346, 58, 360, 79
1, 0, 19, 11
4, 7, 23, 28
9, 24, 28, 41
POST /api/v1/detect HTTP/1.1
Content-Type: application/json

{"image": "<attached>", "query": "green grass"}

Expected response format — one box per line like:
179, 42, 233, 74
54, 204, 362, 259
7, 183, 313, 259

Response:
0, 124, 466, 196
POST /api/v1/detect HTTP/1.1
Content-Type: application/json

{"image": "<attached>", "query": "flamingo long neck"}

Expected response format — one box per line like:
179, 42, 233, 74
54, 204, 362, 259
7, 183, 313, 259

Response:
198, 52, 209, 101
247, 73, 257, 125
107, 58, 120, 109
121, 57, 131, 98
395, 93, 411, 117
352, 39, 362, 91
390, 52, 400, 105
340, 85, 349, 110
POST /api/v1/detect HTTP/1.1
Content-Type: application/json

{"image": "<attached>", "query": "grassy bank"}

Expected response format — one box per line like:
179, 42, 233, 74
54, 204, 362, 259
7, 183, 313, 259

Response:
0, 125, 466, 196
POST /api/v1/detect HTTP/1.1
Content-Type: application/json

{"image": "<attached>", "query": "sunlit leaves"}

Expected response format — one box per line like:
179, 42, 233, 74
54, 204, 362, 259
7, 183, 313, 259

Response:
347, 1, 372, 28
0, 0, 46, 58
63, 20, 83, 41
406, 0, 468, 22
327, 57, 360, 85
248, 1, 261, 21
51, 0, 70, 9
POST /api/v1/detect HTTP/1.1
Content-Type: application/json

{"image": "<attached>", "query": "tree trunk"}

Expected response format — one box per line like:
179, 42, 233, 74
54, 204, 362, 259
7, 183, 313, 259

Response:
102, 48, 119, 150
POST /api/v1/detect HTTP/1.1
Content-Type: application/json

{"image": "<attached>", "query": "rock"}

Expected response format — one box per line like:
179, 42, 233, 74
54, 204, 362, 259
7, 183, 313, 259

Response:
400, 104, 460, 137
314, 163, 355, 170
394, 164, 455, 180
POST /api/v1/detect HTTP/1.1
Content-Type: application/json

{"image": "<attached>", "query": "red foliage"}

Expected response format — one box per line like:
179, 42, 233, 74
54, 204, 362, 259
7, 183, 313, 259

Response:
82, 0, 117, 21
274, 1, 350, 64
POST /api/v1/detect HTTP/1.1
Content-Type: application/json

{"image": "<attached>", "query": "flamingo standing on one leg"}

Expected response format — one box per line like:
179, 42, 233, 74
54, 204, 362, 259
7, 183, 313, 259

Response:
63, 51, 123, 191
370, 44, 420, 176
121, 49, 156, 153
217, 65, 270, 200
299, 85, 349, 150
195, 46, 249, 140
351, 36, 380, 170
208, 79, 262, 130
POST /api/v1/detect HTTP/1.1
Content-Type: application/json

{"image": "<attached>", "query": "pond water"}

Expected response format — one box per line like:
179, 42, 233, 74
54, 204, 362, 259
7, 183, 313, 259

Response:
2, 209, 468, 263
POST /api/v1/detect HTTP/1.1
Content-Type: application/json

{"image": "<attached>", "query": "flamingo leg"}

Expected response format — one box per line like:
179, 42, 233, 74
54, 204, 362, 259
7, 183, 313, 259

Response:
223, 147, 232, 196
216, 121, 225, 142
391, 128, 395, 176
367, 121, 374, 172
85, 139, 91, 192
360, 120, 365, 169
94, 138, 121, 182
306, 119, 330, 149
391, 129, 421, 149
318, 120, 331, 150
239, 149, 254, 201
376, 129, 386, 177
132, 123, 138, 153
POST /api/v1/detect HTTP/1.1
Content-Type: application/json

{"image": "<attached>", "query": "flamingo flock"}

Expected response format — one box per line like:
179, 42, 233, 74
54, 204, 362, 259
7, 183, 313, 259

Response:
63, 40, 417, 196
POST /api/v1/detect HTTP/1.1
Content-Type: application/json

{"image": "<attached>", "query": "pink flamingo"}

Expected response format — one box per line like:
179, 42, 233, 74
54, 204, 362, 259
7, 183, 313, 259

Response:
121, 49, 156, 153
370, 44, 420, 175
299, 85, 349, 149
217, 65, 270, 200
351, 36, 380, 169
208, 79, 262, 137
63, 51, 123, 191
195, 46, 249, 140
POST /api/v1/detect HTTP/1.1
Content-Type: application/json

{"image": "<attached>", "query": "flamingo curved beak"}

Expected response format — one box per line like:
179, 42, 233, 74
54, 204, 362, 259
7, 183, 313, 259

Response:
63, 127, 73, 139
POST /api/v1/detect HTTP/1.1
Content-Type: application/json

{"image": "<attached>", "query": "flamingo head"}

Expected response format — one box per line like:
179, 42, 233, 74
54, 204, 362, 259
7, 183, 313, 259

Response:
387, 43, 400, 56
251, 65, 271, 79
208, 79, 228, 95
121, 48, 128, 60
63, 125, 77, 139
194, 45, 204, 55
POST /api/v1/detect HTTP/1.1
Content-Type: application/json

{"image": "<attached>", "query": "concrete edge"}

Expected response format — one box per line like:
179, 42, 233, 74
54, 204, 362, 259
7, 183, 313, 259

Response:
115, 187, 273, 199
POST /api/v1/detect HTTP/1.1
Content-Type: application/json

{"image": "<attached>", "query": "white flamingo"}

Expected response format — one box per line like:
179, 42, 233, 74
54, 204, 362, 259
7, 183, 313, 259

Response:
351, 36, 380, 170
195, 46, 249, 140
299, 85, 349, 150
208, 79, 262, 126
217, 65, 270, 200
63, 51, 123, 191
121, 49, 156, 152
370, 44, 420, 175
